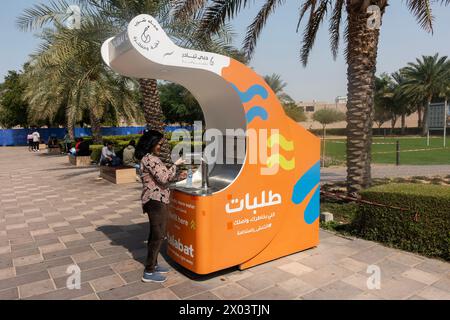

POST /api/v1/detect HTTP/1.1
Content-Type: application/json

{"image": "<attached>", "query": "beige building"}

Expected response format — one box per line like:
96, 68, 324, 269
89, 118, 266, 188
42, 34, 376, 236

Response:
297, 98, 419, 130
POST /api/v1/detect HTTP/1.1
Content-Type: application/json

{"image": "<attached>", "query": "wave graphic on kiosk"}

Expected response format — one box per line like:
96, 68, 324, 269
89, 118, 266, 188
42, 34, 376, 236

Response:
246, 106, 269, 124
231, 83, 269, 103
291, 161, 321, 224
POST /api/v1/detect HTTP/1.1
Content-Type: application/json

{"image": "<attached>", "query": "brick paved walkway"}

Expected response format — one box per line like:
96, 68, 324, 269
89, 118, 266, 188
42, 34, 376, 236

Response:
0, 147, 449, 300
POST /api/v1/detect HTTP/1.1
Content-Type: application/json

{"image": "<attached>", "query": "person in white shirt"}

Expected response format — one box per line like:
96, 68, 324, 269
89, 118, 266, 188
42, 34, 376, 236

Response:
100, 141, 121, 166
27, 133, 33, 152
32, 130, 40, 152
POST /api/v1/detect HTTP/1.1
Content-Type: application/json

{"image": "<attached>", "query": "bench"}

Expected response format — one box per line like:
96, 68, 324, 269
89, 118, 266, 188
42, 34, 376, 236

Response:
100, 166, 137, 184
47, 146, 62, 155
68, 155, 92, 167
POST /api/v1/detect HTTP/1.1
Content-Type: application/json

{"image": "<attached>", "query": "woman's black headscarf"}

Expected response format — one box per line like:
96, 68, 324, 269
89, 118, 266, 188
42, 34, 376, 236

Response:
135, 129, 164, 161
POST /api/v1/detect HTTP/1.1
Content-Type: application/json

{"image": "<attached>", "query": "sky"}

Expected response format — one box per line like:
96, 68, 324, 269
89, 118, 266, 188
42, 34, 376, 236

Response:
0, 1, 449, 102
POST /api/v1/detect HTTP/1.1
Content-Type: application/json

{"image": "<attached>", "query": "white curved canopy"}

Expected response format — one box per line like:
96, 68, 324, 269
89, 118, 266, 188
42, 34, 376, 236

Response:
101, 14, 246, 133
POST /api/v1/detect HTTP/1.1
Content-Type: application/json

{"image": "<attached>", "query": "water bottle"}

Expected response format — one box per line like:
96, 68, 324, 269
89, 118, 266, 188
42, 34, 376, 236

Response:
186, 168, 193, 188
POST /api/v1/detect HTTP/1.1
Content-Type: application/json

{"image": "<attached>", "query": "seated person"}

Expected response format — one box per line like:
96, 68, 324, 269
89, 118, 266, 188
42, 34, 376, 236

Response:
47, 135, 59, 148
123, 140, 140, 170
100, 142, 122, 166
77, 139, 91, 157
123, 140, 141, 181
74, 138, 83, 154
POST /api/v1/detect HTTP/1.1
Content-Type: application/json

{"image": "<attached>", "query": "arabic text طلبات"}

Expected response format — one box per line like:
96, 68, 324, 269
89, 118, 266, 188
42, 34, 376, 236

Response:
225, 190, 282, 214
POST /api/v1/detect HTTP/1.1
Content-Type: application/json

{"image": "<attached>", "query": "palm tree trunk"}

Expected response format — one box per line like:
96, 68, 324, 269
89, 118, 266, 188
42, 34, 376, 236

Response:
422, 96, 432, 136
401, 114, 406, 135
89, 109, 102, 144
138, 78, 171, 164
391, 115, 397, 133
417, 105, 422, 128
66, 106, 74, 140
345, 3, 385, 194
322, 125, 326, 167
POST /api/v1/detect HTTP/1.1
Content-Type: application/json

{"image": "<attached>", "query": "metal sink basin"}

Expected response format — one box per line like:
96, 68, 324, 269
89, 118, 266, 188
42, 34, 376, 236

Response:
170, 185, 222, 196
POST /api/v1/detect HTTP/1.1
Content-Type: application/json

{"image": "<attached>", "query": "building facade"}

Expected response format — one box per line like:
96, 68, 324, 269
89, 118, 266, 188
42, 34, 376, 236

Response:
297, 99, 419, 131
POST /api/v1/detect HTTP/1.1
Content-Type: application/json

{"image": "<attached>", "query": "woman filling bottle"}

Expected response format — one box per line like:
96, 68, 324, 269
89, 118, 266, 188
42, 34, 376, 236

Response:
135, 130, 186, 283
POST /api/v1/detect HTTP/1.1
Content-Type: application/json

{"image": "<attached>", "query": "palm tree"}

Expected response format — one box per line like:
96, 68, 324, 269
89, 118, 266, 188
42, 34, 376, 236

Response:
264, 73, 295, 104
173, 0, 450, 194
18, 0, 244, 163
401, 54, 449, 135
391, 70, 418, 135
374, 73, 394, 131
21, 19, 142, 143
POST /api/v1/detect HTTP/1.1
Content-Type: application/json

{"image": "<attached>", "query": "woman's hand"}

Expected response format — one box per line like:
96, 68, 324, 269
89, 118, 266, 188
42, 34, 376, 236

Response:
174, 158, 186, 166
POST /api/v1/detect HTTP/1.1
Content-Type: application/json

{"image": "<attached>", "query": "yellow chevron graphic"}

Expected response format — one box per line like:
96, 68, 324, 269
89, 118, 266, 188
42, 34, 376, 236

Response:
266, 154, 295, 171
267, 133, 294, 151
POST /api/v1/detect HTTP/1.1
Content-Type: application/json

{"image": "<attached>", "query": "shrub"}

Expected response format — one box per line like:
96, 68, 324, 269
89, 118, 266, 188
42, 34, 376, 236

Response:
353, 183, 450, 260
90, 145, 103, 163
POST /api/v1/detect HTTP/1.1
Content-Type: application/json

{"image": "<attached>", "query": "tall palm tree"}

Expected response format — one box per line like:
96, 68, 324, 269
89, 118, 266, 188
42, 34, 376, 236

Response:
401, 54, 449, 135
21, 19, 142, 143
173, 0, 450, 194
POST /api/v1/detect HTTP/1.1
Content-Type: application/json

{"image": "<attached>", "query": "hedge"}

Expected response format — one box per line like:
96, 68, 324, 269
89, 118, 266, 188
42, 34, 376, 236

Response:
89, 141, 205, 163
352, 183, 450, 260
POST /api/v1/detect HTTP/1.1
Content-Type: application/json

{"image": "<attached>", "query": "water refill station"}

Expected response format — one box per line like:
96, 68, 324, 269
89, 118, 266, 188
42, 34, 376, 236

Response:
102, 15, 321, 274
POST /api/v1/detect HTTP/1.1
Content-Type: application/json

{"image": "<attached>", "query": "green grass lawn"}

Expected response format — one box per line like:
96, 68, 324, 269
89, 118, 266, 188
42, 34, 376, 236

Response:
324, 136, 450, 165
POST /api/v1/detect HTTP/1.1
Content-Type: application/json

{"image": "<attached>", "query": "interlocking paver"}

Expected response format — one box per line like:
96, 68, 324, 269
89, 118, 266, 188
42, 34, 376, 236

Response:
15, 256, 74, 276
237, 273, 274, 293
416, 286, 450, 300
137, 288, 181, 300
18, 279, 56, 299
0, 268, 15, 281
53, 266, 115, 289
401, 268, 441, 285
243, 286, 296, 300
0, 270, 50, 291
0, 147, 448, 300
169, 281, 210, 299
90, 275, 126, 292
211, 283, 252, 300
0, 287, 19, 300
301, 280, 363, 300
97, 281, 162, 300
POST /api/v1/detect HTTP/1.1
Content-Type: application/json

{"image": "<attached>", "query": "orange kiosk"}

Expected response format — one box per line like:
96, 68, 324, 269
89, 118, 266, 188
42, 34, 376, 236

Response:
102, 15, 321, 275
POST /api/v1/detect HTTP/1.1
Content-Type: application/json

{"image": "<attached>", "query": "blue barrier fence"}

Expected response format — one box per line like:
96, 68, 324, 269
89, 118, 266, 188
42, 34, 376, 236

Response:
0, 126, 193, 146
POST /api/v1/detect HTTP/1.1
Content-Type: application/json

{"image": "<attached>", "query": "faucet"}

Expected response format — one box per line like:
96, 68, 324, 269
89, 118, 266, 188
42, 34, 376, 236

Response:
201, 157, 209, 190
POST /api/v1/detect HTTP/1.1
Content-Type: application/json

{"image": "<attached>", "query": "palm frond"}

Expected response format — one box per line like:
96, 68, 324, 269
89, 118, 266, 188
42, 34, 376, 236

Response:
329, 0, 345, 59
172, 0, 208, 20
405, 0, 434, 33
243, 0, 285, 59
300, 0, 330, 66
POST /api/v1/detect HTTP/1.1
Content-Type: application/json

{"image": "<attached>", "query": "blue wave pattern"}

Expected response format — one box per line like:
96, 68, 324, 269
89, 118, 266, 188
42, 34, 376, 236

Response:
246, 107, 268, 124
231, 83, 269, 103
291, 161, 321, 224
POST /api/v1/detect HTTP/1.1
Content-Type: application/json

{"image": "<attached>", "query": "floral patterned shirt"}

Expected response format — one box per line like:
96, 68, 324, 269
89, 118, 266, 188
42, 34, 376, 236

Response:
141, 154, 178, 205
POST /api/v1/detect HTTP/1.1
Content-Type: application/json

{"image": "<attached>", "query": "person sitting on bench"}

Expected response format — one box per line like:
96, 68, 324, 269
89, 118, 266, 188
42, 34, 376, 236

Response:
123, 140, 140, 170
47, 135, 59, 148
100, 141, 121, 166
77, 139, 91, 157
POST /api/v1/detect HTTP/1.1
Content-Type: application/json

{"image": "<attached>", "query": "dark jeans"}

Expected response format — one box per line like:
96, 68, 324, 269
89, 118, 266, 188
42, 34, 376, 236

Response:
143, 200, 168, 273
100, 156, 122, 167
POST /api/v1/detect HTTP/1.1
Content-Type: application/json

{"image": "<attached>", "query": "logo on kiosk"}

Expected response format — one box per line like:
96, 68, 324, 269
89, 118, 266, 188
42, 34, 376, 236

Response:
168, 233, 194, 258
225, 190, 282, 214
